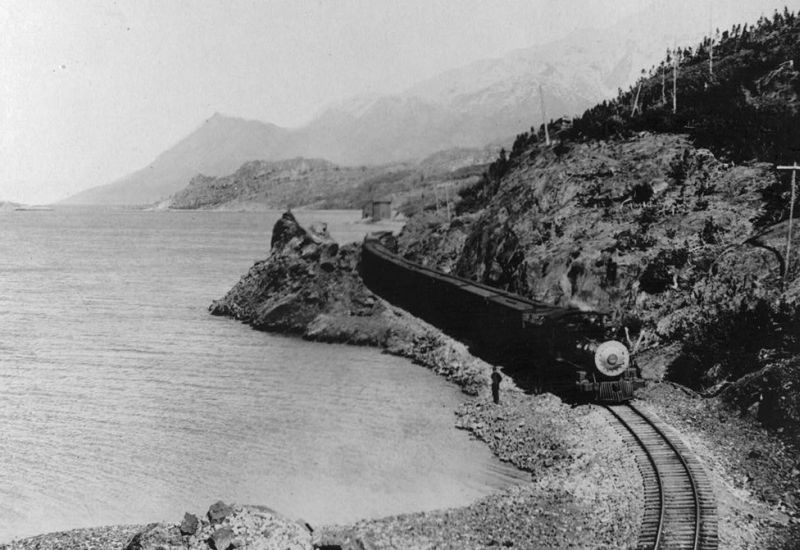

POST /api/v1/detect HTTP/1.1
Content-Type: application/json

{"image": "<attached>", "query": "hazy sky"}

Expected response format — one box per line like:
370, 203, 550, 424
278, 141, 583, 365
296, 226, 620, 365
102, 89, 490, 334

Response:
0, 0, 795, 203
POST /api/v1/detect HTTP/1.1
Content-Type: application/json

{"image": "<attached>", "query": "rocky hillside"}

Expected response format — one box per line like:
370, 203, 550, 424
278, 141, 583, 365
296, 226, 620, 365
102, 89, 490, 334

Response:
160, 147, 497, 212
162, 158, 400, 210
563, 7, 800, 166
406, 132, 784, 376
391, 9, 800, 440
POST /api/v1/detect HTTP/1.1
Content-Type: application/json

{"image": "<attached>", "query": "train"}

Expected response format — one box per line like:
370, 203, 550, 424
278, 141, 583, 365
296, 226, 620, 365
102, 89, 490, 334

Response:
360, 235, 644, 402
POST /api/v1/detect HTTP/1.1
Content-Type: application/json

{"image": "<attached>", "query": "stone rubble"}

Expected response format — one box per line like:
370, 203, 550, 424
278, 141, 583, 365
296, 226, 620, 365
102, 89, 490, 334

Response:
121, 502, 313, 550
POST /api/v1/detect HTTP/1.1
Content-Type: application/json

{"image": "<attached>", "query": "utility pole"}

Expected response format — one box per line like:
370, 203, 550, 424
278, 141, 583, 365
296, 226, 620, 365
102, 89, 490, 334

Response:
709, 42, 713, 78
673, 48, 679, 114
631, 79, 643, 116
441, 183, 452, 222
778, 163, 800, 280
709, 4, 714, 77
539, 84, 550, 145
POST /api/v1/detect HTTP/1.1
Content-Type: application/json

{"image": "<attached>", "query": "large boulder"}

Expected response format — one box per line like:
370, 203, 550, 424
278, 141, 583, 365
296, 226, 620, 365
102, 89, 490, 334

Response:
207, 501, 234, 524
180, 512, 200, 535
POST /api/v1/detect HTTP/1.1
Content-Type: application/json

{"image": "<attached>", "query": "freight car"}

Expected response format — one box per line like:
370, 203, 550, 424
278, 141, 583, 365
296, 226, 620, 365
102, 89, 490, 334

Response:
360, 236, 644, 402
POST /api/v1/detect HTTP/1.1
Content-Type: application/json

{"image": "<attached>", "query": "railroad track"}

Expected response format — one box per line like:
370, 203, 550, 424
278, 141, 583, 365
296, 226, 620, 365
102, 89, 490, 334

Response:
605, 403, 718, 550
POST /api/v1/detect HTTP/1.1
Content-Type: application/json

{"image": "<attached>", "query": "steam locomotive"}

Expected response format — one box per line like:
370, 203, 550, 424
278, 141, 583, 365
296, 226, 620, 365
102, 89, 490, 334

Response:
360, 236, 644, 402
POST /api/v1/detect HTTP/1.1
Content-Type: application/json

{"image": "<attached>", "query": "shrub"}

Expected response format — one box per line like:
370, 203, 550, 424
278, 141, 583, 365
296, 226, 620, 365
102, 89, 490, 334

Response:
639, 249, 689, 294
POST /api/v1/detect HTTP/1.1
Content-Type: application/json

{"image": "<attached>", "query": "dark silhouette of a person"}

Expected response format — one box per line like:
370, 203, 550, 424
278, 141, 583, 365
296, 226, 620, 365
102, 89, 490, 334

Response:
491, 366, 502, 404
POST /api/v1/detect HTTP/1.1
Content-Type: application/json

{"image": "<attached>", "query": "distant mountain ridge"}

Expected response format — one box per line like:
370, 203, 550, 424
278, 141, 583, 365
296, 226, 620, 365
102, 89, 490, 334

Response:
159, 145, 498, 212
162, 158, 392, 211
63, 4, 708, 205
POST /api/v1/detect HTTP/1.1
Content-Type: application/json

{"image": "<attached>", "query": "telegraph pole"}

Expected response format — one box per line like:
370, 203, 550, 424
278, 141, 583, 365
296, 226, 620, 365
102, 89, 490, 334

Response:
442, 183, 452, 221
778, 163, 800, 280
673, 48, 679, 114
631, 79, 643, 116
539, 84, 551, 145
708, 5, 714, 77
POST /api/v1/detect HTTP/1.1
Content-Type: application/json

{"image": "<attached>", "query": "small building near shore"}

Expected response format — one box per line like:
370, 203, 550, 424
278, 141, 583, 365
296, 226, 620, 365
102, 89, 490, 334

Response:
363, 198, 393, 221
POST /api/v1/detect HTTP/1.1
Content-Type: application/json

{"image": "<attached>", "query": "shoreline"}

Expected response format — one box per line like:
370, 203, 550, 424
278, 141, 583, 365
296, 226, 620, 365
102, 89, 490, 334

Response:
4, 307, 797, 549
0, 305, 644, 550
5, 212, 798, 548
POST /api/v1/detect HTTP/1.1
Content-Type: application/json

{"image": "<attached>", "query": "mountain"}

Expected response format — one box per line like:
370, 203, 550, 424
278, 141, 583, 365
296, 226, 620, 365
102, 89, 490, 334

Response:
63, 3, 711, 205
62, 114, 291, 205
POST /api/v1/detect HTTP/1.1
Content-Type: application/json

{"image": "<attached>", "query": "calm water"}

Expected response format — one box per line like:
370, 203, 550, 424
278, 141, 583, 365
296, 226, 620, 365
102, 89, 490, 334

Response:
0, 207, 526, 542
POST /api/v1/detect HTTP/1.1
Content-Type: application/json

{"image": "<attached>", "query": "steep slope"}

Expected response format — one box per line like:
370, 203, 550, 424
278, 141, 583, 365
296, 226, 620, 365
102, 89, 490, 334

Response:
62, 114, 292, 205
396, 11, 800, 431
564, 8, 800, 166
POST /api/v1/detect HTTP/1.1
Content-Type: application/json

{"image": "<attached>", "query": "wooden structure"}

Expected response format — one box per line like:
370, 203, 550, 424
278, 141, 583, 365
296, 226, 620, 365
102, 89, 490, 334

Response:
362, 199, 392, 221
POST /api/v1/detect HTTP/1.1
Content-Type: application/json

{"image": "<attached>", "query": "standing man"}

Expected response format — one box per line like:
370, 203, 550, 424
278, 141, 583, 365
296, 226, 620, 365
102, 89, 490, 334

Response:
491, 366, 502, 404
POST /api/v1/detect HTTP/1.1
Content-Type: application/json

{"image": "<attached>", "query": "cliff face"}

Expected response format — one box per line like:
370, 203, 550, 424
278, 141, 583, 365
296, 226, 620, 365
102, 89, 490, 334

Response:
209, 211, 378, 334
457, 134, 772, 311
397, 130, 800, 436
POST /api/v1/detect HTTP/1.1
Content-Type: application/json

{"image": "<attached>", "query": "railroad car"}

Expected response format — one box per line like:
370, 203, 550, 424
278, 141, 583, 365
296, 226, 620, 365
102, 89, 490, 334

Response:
361, 236, 644, 402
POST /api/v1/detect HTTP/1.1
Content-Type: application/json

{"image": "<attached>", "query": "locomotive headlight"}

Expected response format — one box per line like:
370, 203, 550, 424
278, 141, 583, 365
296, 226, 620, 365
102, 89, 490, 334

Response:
594, 340, 630, 377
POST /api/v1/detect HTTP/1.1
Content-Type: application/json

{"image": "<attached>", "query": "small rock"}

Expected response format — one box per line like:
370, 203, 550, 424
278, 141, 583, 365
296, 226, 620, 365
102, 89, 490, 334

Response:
180, 512, 199, 535
124, 523, 184, 550
209, 527, 234, 550
320, 259, 336, 272
308, 221, 330, 239
207, 500, 234, 524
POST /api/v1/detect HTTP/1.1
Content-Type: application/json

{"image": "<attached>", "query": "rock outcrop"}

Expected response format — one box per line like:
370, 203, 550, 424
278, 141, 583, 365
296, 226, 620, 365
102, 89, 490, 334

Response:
123, 502, 312, 550
401, 133, 800, 390
210, 211, 383, 340
210, 211, 492, 395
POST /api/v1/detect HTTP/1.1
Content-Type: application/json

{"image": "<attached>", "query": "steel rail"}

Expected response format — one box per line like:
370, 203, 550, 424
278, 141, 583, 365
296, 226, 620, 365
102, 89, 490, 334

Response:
605, 403, 707, 550
605, 404, 665, 549
629, 403, 702, 550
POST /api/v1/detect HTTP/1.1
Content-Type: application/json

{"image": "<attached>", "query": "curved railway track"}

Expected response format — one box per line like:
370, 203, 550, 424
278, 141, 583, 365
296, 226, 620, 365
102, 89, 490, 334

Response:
605, 403, 718, 550
361, 239, 716, 546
